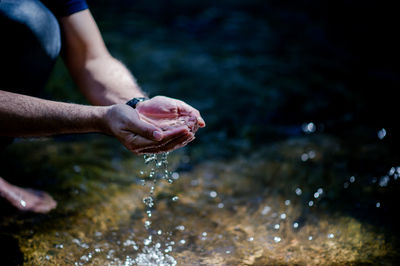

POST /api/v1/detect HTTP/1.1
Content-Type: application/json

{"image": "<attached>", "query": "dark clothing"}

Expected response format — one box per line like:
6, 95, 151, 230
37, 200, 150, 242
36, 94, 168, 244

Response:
0, 0, 88, 95
41, 0, 88, 17
0, 0, 61, 95
0, 0, 88, 145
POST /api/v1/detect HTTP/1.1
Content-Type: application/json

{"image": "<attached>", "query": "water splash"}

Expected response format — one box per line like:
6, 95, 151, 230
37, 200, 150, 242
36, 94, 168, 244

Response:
133, 153, 177, 266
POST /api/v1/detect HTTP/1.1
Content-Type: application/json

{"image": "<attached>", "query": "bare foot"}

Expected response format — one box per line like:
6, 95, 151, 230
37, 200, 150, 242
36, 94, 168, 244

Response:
0, 177, 57, 213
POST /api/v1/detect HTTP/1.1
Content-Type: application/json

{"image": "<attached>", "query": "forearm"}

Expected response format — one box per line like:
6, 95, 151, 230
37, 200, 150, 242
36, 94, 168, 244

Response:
67, 55, 146, 106
60, 10, 146, 106
0, 90, 107, 137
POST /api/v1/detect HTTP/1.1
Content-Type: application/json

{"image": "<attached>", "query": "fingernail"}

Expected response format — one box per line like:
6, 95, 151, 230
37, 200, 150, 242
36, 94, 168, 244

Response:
197, 117, 206, 127
153, 131, 163, 141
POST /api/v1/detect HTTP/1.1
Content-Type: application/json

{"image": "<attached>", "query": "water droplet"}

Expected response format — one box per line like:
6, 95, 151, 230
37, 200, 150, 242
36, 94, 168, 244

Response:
308, 236, 313, 240
143, 236, 152, 246
280, 213, 286, 220
73, 165, 81, 173
217, 203, 224, 208
389, 167, 396, 176
349, 176, 355, 183
172, 172, 180, 180
157, 230, 162, 235
317, 188, 323, 194
261, 206, 271, 215
284, 200, 291, 206
295, 188, 302, 196
301, 153, 309, 162
274, 236, 281, 243
274, 224, 280, 230
202, 232, 207, 237
226, 250, 231, 254
172, 196, 179, 202
379, 176, 390, 187
308, 200, 314, 207
328, 233, 334, 239
209, 191, 218, 198
378, 128, 386, 139
179, 239, 186, 244
376, 202, 381, 208
302, 122, 316, 133
176, 225, 185, 231
143, 197, 154, 208
314, 192, 320, 199
20, 199, 26, 207
293, 222, 299, 229
144, 220, 151, 229
308, 150, 316, 159
248, 237, 254, 242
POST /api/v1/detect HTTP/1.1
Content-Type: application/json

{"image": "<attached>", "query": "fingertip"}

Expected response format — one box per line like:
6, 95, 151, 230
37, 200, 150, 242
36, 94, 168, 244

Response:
153, 130, 163, 141
198, 117, 206, 127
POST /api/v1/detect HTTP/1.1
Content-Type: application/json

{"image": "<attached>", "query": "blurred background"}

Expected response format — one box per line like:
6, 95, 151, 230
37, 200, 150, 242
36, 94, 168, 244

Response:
1, 0, 400, 264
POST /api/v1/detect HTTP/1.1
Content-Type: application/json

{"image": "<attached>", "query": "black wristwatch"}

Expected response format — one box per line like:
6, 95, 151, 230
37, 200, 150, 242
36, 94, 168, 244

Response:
126, 97, 148, 108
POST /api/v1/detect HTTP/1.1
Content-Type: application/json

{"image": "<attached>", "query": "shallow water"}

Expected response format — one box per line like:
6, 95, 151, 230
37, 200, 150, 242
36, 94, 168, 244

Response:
1, 133, 399, 265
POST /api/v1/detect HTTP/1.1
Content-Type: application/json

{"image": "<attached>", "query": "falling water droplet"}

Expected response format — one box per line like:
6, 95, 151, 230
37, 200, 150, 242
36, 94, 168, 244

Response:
377, 128, 386, 140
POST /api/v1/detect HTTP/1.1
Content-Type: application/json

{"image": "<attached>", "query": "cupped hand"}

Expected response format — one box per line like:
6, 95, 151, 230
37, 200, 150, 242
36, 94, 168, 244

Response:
103, 104, 193, 154
136, 96, 205, 133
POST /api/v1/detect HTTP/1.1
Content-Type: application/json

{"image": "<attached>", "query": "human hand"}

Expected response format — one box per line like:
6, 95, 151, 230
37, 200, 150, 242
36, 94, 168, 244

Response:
103, 104, 194, 154
135, 96, 206, 134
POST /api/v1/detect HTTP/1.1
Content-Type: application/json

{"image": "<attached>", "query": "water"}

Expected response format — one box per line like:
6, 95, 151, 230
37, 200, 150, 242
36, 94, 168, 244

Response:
134, 152, 177, 266
1, 135, 400, 264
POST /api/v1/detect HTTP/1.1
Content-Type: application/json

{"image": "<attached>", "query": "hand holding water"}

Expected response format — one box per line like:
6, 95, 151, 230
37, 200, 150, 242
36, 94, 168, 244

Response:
134, 96, 205, 153
103, 97, 204, 154
136, 96, 205, 133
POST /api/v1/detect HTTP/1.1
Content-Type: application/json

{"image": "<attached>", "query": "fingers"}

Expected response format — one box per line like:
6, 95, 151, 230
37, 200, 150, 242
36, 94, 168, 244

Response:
177, 101, 205, 128
136, 132, 195, 154
126, 110, 164, 141
125, 125, 190, 152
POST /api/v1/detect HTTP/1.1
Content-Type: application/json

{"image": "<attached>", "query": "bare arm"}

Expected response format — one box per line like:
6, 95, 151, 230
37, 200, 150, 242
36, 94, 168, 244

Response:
0, 90, 106, 137
0, 90, 193, 154
60, 10, 143, 105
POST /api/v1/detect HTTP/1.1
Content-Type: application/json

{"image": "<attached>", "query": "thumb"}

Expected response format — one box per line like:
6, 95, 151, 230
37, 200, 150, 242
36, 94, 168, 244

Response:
128, 115, 164, 141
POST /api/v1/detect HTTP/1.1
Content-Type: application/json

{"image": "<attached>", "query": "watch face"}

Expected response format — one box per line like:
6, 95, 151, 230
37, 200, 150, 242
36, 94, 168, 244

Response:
126, 97, 148, 108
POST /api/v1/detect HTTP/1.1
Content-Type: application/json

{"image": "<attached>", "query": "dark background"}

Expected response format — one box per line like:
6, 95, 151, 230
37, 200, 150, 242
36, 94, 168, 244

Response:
47, 0, 400, 157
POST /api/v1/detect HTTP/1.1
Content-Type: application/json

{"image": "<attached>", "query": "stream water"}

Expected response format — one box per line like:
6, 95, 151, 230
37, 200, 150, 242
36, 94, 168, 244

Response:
1, 131, 399, 265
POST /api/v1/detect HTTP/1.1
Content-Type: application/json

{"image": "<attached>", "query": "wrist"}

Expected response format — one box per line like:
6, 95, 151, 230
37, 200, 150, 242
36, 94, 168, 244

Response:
91, 106, 112, 134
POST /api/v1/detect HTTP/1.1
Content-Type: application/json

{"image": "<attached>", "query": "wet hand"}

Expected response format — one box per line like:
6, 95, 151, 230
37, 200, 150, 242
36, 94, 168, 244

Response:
103, 104, 193, 154
136, 96, 206, 133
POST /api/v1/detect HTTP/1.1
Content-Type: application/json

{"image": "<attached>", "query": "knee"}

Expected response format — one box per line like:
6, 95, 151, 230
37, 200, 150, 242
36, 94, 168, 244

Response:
1, 0, 61, 60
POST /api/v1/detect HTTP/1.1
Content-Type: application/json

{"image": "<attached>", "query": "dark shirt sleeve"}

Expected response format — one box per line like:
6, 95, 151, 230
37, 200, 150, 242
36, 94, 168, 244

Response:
41, 0, 88, 17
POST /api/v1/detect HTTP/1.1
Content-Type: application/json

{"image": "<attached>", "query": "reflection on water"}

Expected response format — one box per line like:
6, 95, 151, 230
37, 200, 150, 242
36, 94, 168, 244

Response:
1, 132, 399, 265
